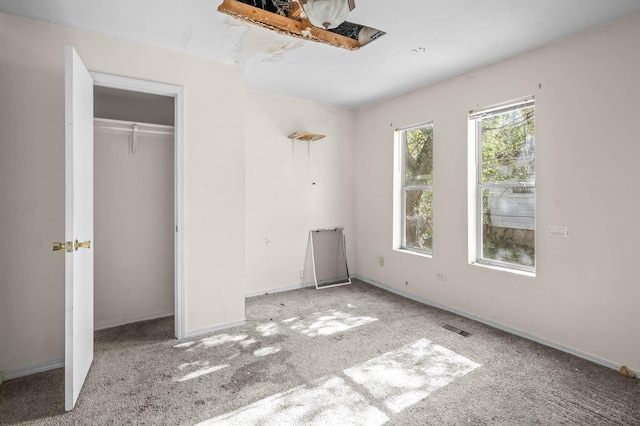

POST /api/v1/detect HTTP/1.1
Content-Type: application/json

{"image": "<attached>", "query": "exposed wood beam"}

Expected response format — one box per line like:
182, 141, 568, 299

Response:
218, 0, 360, 51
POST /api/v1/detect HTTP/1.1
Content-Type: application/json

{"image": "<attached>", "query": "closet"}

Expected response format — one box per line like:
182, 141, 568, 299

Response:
93, 87, 175, 332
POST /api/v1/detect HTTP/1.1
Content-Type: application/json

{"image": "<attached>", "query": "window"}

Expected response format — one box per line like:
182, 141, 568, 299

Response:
471, 98, 535, 272
398, 123, 434, 254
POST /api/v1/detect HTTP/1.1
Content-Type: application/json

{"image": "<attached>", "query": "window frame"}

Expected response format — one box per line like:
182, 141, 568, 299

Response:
472, 98, 535, 273
399, 122, 434, 256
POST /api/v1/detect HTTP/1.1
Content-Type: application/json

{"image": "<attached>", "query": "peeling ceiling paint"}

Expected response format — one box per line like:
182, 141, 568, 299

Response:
1, 0, 640, 107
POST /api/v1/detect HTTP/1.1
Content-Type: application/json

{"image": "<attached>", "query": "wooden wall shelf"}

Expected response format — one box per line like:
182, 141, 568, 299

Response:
288, 132, 326, 141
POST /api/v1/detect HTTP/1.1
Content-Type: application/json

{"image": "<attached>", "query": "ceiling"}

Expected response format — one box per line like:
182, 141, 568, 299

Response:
1, 0, 640, 108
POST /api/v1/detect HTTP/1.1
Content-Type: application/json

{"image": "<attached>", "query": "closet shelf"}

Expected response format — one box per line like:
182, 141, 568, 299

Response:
288, 132, 325, 142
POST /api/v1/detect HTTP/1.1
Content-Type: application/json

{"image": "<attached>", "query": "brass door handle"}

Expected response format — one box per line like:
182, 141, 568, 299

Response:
53, 241, 73, 252
75, 239, 91, 251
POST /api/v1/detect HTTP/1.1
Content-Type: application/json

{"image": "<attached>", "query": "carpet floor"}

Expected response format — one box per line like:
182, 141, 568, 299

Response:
1, 279, 638, 425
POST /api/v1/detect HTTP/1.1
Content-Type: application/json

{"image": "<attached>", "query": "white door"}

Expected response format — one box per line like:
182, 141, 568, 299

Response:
64, 46, 94, 411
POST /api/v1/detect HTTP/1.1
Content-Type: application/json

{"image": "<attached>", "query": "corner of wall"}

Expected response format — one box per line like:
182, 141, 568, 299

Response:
243, 91, 357, 295
0, 12, 6, 388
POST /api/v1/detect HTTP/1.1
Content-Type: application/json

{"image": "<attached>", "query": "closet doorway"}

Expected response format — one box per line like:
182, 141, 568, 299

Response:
91, 74, 185, 339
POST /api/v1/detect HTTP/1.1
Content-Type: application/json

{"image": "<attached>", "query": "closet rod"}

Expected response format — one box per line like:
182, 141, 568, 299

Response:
94, 124, 174, 136
94, 118, 174, 136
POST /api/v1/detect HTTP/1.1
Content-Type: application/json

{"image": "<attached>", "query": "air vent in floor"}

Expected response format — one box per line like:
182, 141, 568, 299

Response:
443, 324, 470, 337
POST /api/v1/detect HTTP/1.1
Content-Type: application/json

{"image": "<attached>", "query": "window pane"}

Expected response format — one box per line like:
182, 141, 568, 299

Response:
404, 125, 433, 186
481, 187, 535, 267
481, 106, 534, 184
404, 189, 433, 251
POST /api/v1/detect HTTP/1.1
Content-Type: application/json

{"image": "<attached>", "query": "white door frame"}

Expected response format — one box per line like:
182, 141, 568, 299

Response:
90, 72, 186, 340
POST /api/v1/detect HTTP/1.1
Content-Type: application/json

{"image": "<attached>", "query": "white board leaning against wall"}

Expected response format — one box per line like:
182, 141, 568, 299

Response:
307, 227, 351, 289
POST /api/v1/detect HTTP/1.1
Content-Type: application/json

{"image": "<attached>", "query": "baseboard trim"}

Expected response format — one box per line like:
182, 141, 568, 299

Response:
3, 320, 246, 381
182, 320, 246, 342
95, 310, 175, 331
353, 274, 634, 376
3, 357, 65, 381
245, 281, 316, 298
4, 279, 632, 382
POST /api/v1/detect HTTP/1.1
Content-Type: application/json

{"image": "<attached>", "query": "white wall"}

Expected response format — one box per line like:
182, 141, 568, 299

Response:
0, 13, 246, 374
94, 126, 174, 330
354, 13, 640, 372
244, 91, 356, 295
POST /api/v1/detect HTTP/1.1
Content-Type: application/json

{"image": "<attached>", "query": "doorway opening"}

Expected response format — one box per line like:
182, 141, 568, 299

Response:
91, 73, 186, 340
94, 87, 174, 336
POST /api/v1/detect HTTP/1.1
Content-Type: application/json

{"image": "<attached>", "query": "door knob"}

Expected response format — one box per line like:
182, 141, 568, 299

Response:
75, 239, 91, 251
53, 241, 73, 252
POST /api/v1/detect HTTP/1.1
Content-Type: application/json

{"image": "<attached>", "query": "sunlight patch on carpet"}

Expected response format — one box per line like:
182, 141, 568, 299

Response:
257, 323, 282, 336
173, 341, 196, 349
253, 346, 281, 357
174, 309, 377, 359
288, 309, 378, 337
196, 376, 389, 426
173, 361, 229, 382
239, 338, 259, 348
198, 334, 249, 348
344, 338, 481, 413
173, 333, 249, 352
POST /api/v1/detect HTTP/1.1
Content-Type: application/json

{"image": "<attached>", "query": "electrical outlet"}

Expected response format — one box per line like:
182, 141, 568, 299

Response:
435, 272, 446, 281
379, 256, 384, 267
300, 268, 305, 279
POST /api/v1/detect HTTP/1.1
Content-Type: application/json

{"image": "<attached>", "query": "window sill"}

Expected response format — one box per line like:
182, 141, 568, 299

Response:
470, 261, 535, 278
394, 248, 432, 259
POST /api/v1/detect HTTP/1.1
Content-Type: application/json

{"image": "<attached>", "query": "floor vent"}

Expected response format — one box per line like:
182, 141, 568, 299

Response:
443, 324, 470, 337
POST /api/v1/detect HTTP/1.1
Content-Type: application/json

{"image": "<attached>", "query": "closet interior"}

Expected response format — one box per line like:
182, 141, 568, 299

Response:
93, 86, 175, 333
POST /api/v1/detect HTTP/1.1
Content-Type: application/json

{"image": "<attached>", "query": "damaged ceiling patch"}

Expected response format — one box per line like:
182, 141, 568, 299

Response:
236, 27, 305, 64
218, 0, 385, 50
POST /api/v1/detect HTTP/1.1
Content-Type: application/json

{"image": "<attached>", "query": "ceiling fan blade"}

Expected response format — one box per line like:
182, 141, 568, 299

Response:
348, 0, 356, 11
